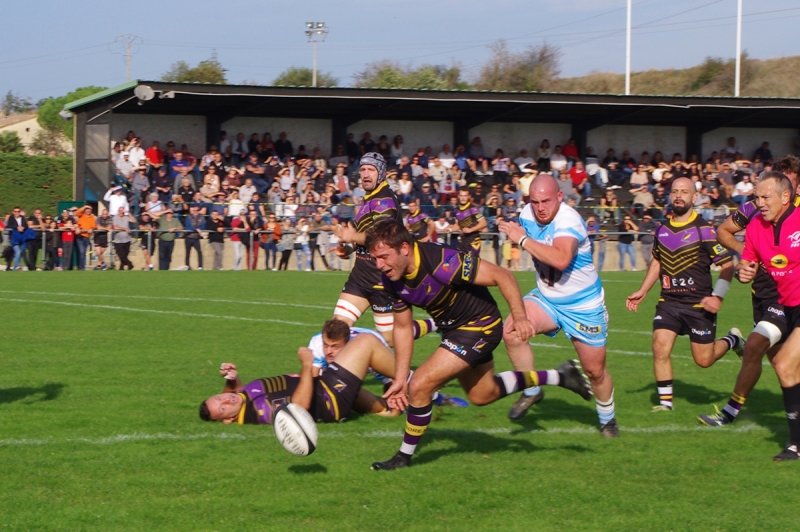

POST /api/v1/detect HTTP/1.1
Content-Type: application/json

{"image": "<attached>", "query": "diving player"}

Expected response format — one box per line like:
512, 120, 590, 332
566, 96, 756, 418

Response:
626, 177, 744, 412
451, 188, 487, 255
499, 174, 617, 437
366, 221, 592, 471
698, 157, 800, 426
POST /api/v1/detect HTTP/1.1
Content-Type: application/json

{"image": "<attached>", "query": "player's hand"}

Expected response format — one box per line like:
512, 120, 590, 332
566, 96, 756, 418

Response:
509, 315, 535, 341
297, 347, 314, 367
498, 220, 525, 243
383, 380, 409, 411
626, 290, 646, 312
699, 296, 722, 314
334, 244, 353, 258
737, 261, 757, 283
337, 222, 359, 244
219, 362, 237, 380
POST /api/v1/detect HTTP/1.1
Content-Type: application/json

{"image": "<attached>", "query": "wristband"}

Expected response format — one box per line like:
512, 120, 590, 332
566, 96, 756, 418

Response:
518, 235, 529, 247
712, 278, 730, 299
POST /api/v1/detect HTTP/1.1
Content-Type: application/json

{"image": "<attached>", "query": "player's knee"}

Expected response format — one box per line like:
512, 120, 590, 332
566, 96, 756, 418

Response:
695, 354, 715, 369
502, 329, 525, 346
408, 378, 435, 404
468, 389, 493, 406
772, 357, 796, 383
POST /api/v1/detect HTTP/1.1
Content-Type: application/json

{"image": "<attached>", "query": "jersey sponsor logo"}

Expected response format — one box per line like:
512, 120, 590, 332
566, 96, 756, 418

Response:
682, 232, 693, 241
767, 306, 786, 317
712, 244, 726, 255
462, 253, 474, 281
661, 275, 671, 289
788, 231, 800, 248
443, 338, 467, 356
771, 254, 789, 269
575, 323, 601, 334
691, 328, 711, 337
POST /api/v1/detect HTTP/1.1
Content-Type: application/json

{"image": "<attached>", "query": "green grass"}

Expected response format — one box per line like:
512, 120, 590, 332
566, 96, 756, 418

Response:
0, 271, 794, 531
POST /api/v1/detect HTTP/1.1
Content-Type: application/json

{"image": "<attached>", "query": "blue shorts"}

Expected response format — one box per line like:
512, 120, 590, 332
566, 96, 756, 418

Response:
524, 289, 608, 347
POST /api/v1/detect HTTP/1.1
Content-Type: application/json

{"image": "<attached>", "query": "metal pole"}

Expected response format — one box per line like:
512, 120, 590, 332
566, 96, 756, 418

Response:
312, 40, 318, 88
734, 0, 743, 97
125, 41, 131, 82
625, 0, 632, 95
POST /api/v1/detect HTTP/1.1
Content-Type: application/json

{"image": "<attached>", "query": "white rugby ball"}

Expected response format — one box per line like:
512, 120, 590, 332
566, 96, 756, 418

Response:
273, 403, 318, 456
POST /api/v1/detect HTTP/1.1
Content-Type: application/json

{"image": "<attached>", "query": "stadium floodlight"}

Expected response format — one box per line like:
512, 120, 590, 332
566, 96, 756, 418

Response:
304, 22, 329, 88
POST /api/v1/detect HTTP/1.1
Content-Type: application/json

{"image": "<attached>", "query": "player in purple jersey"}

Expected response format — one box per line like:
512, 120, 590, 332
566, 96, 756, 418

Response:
405, 199, 434, 242
698, 157, 800, 426
451, 189, 487, 255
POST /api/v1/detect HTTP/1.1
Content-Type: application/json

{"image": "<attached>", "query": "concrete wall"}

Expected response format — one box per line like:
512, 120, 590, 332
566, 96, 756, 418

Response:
112, 114, 206, 154
587, 125, 686, 160
347, 120, 453, 160
468, 122, 571, 159
222, 117, 332, 156
701, 127, 798, 160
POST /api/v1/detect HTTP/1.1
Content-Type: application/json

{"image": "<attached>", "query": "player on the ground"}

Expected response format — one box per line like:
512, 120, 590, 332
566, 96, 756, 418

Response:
499, 174, 617, 436
698, 156, 800, 426
334, 152, 434, 343
405, 199, 434, 243
451, 188, 487, 255
736, 172, 800, 460
366, 221, 592, 471
626, 177, 744, 412
308, 319, 468, 407
199, 332, 403, 425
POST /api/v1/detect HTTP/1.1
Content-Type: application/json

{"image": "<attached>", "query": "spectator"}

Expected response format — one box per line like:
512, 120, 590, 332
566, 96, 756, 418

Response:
242, 207, 262, 270
563, 138, 579, 168
418, 183, 438, 217
128, 138, 145, 168
557, 171, 581, 206
491, 149, 511, 186
585, 146, 608, 188
568, 161, 592, 201
218, 131, 231, 161
138, 211, 157, 270
94, 209, 112, 270
243, 153, 268, 193
638, 213, 657, 268
437, 173, 458, 205
549, 145, 568, 177
514, 149, 533, 170
7, 207, 28, 270
276, 218, 295, 270
294, 216, 311, 271
43, 217, 59, 270
112, 207, 135, 270
329, 144, 349, 168
232, 133, 248, 166
260, 213, 280, 271
103, 186, 130, 219
26, 208, 45, 270
152, 167, 173, 204
617, 213, 638, 271
716, 161, 735, 198
226, 190, 246, 218
308, 212, 331, 271
198, 168, 221, 200
722, 136, 740, 161
754, 141, 773, 164
75, 205, 97, 271
598, 189, 619, 223
58, 210, 76, 270
536, 139, 552, 171
132, 167, 150, 214
170, 151, 193, 186
602, 149, 624, 189
732, 175, 754, 207
619, 150, 637, 178
469, 136, 485, 159
184, 205, 205, 270
205, 210, 227, 270
276, 132, 293, 160
229, 211, 248, 270
239, 178, 257, 204
157, 211, 182, 270
428, 157, 448, 183
173, 177, 196, 218
438, 144, 455, 169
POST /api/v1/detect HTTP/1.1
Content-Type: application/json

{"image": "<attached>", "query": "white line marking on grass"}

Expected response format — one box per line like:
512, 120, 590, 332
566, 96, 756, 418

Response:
0, 423, 773, 448
0, 290, 330, 311
529, 341, 770, 365
0, 298, 318, 327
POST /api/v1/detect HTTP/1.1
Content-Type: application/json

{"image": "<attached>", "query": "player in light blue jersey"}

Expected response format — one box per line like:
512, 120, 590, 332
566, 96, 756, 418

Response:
499, 174, 617, 437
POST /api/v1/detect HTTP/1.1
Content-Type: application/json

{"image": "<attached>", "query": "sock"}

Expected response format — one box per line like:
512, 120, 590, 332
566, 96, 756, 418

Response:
657, 380, 673, 409
412, 319, 436, 339
399, 403, 432, 457
596, 389, 616, 425
720, 333, 739, 352
781, 383, 800, 445
721, 392, 746, 422
494, 370, 560, 398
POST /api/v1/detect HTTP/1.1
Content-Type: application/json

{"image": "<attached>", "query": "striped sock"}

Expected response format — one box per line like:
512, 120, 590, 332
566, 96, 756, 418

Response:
399, 403, 432, 457
721, 392, 746, 422
412, 319, 437, 339
720, 333, 739, 352
596, 389, 616, 425
657, 380, 673, 410
495, 370, 558, 398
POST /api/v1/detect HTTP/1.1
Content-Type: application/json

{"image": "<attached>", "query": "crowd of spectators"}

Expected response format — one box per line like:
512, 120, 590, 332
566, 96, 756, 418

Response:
3, 128, 791, 272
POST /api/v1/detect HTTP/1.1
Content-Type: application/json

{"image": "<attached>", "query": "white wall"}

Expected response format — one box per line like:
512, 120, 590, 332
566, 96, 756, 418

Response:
587, 125, 686, 160
347, 120, 453, 159
468, 122, 571, 159
702, 127, 798, 160
223, 117, 332, 156
111, 114, 207, 154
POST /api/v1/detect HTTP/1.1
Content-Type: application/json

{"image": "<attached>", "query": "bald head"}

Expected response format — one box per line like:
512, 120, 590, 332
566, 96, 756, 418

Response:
528, 173, 562, 224
670, 177, 694, 192
530, 174, 559, 197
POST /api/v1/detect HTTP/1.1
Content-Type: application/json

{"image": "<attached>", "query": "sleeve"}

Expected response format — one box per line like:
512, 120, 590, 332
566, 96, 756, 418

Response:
702, 226, 732, 265
741, 224, 758, 263
435, 248, 479, 286
307, 334, 327, 369
731, 200, 758, 229
551, 210, 586, 242
651, 224, 662, 261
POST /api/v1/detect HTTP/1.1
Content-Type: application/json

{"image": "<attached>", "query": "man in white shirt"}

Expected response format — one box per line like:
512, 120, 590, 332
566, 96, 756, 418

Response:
115, 152, 135, 183
428, 157, 448, 182
549, 145, 568, 177
514, 149, 534, 169
218, 131, 231, 156
103, 186, 130, 216
438, 144, 456, 169
128, 138, 146, 168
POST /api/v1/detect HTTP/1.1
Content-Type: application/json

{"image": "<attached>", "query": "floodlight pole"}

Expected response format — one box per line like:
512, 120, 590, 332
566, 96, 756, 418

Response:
305, 22, 329, 88
734, 0, 743, 97
625, 0, 632, 95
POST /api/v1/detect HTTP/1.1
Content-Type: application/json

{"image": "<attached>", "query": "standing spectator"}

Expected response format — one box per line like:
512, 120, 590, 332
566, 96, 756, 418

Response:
308, 212, 331, 271
8, 207, 29, 271
260, 213, 281, 270
243, 208, 262, 270
617, 213, 638, 271
43, 217, 59, 270
275, 132, 293, 161
206, 210, 227, 270
277, 218, 295, 270
639, 213, 658, 269
232, 133, 248, 166
157, 211, 181, 270
184, 205, 205, 270
58, 210, 76, 270
112, 207, 135, 270
294, 216, 311, 271
75, 205, 97, 271
26, 208, 45, 270
104, 186, 130, 217
229, 211, 249, 271
132, 167, 150, 215
390, 135, 404, 166
137, 211, 157, 270
94, 209, 112, 270
219, 131, 231, 163
345, 133, 359, 169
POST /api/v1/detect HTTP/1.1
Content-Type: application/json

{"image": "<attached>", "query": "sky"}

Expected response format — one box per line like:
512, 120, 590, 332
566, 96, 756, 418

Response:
2, 0, 799, 103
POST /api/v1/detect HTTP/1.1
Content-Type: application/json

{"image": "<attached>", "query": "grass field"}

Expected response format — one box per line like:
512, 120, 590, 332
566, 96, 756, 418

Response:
0, 270, 795, 531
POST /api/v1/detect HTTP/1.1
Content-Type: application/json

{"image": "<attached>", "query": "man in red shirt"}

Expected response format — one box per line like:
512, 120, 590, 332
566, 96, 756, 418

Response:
145, 141, 164, 173
738, 172, 800, 460
568, 161, 592, 201
562, 138, 579, 166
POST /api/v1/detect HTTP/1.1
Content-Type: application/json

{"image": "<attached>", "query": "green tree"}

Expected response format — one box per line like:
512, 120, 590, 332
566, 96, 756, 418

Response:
161, 59, 227, 84
272, 67, 338, 87
37, 86, 107, 141
1, 91, 35, 114
0, 131, 23, 153
475, 41, 561, 92
354, 61, 468, 89
29, 128, 70, 156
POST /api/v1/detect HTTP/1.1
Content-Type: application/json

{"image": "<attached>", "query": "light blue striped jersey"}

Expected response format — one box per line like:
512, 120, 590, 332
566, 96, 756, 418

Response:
518, 203, 605, 311
308, 327, 389, 369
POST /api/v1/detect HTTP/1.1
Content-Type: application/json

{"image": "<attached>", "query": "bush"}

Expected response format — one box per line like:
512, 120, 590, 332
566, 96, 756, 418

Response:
0, 153, 73, 215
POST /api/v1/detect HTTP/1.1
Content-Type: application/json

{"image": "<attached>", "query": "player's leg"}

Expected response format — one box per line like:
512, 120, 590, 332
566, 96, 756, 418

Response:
768, 327, 800, 460
652, 328, 678, 411
352, 388, 400, 417
333, 333, 395, 380
573, 340, 617, 436
332, 292, 370, 327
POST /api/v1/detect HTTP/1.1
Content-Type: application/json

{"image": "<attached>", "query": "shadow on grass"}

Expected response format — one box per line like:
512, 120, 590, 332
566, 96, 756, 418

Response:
629, 379, 729, 406
288, 464, 328, 474
506, 396, 600, 431
0, 382, 65, 404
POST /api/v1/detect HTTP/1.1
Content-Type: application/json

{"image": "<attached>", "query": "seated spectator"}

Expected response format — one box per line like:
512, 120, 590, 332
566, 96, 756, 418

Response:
239, 178, 257, 204
173, 177, 197, 217
503, 174, 522, 204
376, 136, 392, 161
358, 132, 375, 156
295, 145, 310, 162
514, 149, 533, 170
549, 145, 568, 178
568, 161, 592, 201
732, 175, 754, 206
429, 157, 447, 183
754, 141, 773, 164
536, 139, 551, 171
437, 174, 458, 205
329, 144, 349, 168
438, 144, 455, 169
418, 183, 438, 217
562, 138, 579, 168
115, 152, 135, 186
598, 189, 619, 223
557, 172, 581, 206
501, 197, 519, 220
619, 150, 636, 177
209, 191, 228, 217
484, 183, 503, 207
469, 136, 485, 159
584, 147, 608, 188
602, 149, 625, 189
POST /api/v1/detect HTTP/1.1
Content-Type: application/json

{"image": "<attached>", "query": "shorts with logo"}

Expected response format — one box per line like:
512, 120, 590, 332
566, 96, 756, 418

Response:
653, 300, 716, 344
313, 363, 363, 423
752, 294, 789, 337
524, 289, 608, 347
440, 313, 504, 367
342, 254, 394, 313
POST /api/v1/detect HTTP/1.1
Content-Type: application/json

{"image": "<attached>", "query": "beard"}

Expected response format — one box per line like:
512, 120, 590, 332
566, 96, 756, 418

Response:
672, 202, 691, 216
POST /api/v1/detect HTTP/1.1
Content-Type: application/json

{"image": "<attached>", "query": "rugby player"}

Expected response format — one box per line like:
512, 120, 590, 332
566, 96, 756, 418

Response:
366, 221, 592, 471
405, 199, 434, 243
736, 172, 800, 460
334, 152, 435, 343
499, 174, 617, 437
698, 156, 800, 426
451, 188, 487, 255
199, 332, 401, 425
627, 177, 744, 412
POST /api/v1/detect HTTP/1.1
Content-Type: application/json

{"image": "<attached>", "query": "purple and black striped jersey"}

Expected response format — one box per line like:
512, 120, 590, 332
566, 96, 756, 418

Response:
353, 181, 403, 256
454, 202, 483, 248
237, 376, 299, 425
653, 211, 731, 305
406, 209, 431, 240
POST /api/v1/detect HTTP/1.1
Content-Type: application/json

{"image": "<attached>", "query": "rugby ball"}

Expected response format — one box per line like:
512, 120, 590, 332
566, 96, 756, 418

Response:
273, 403, 318, 456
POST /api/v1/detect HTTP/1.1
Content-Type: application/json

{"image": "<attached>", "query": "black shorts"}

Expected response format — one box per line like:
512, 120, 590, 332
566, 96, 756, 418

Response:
341, 254, 394, 314
786, 305, 800, 332
139, 235, 155, 251
653, 301, 717, 344
458, 236, 482, 256
94, 234, 108, 247
312, 362, 363, 423
752, 294, 789, 335
440, 314, 504, 367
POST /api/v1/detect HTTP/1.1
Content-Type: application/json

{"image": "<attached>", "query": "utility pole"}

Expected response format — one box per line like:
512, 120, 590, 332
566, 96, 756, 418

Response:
305, 22, 329, 87
625, 0, 632, 95
113, 34, 142, 82
734, 0, 743, 97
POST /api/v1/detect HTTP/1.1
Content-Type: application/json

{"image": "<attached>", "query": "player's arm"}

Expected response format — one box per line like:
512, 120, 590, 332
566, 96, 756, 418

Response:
473, 260, 534, 340
716, 215, 745, 255
383, 307, 413, 411
626, 255, 662, 312
498, 220, 576, 271
290, 348, 316, 411
463, 216, 487, 234
736, 229, 759, 284
219, 363, 243, 392
421, 219, 435, 242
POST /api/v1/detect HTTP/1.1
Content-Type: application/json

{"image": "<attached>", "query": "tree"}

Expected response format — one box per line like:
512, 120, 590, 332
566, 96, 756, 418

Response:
0, 131, 23, 153
37, 86, 107, 141
1, 91, 35, 114
29, 128, 70, 156
354, 61, 468, 90
272, 67, 338, 87
161, 59, 227, 84
474, 41, 561, 92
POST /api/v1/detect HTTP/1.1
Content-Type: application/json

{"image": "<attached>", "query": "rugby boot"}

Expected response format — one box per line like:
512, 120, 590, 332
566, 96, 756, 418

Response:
371, 452, 411, 471
697, 405, 733, 426
773, 442, 800, 461
728, 328, 746, 359
599, 418, 620, 438
557, 359, 593, 401
508, 388, 544, 420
